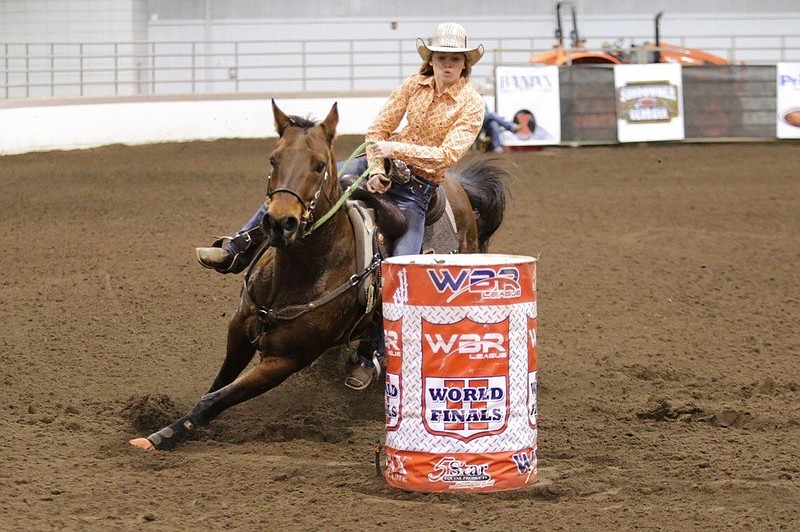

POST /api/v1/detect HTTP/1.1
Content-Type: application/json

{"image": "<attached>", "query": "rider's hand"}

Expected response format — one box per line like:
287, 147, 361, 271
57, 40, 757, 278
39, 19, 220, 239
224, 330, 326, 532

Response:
366, 173, 391, 194
369, 141, 393, 159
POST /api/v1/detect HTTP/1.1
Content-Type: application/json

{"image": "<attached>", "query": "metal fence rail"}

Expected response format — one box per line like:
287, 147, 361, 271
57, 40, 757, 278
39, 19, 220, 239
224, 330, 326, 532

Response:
3, 34, 800, 99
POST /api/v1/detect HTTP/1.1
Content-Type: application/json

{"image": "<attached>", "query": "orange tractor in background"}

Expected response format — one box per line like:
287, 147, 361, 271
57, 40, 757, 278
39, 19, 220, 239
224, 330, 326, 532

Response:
530, 2, 730, 67
526, 2, 738, 140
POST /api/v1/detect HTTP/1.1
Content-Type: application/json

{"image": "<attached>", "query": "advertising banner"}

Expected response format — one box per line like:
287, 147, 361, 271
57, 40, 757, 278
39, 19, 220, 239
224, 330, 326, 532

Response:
494, 66, 561, 146
614, 63, 685, 143
777, 63, 800, 139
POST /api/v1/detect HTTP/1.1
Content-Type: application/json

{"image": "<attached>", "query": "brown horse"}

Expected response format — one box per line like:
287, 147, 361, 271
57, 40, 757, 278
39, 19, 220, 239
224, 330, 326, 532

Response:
129, 100, 511, 451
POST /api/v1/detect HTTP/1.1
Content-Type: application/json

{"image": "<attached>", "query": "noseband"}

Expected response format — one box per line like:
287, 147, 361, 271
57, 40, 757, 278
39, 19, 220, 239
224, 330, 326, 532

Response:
265, 167, 331, 239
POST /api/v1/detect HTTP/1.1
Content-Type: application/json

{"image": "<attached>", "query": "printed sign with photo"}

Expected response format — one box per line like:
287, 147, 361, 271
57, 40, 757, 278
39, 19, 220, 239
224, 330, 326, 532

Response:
777, 63, 800, 139
494, 66, 561, 146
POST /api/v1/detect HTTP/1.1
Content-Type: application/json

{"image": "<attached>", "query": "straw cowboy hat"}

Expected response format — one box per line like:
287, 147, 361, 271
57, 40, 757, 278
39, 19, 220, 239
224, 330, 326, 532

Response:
416, 23, 485, 67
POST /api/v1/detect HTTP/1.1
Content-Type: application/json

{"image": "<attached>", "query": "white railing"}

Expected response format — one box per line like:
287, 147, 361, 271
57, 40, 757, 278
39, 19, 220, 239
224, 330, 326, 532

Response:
3, 34, 800, 100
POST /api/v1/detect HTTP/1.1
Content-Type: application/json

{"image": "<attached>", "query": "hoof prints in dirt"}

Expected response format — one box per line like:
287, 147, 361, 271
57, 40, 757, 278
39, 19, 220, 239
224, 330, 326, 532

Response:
210, 409, 354, 445
741, 376, 800, 398
637, 398, 751, 428
257, 410, 353, 443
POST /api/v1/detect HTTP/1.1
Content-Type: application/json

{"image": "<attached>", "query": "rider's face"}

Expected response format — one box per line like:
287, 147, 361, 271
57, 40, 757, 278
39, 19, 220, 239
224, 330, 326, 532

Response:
432, 52, 466, 87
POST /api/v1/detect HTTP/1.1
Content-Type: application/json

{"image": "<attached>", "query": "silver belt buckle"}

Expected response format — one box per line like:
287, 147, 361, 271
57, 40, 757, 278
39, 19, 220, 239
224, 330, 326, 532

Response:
389, 159, 411, 185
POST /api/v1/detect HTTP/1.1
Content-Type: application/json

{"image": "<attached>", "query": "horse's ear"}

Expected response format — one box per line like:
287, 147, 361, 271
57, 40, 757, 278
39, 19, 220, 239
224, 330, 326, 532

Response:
272, 99, 290, 137
321, 102, 338, 143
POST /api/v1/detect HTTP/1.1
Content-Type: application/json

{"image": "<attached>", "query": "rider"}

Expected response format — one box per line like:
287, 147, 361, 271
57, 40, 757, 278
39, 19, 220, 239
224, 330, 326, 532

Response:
339, 22, 486, 389
195, 22, 486, 390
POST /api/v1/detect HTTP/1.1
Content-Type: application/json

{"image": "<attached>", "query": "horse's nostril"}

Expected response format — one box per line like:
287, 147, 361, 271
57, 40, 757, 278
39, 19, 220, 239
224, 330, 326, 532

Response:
280, 217, 298, 232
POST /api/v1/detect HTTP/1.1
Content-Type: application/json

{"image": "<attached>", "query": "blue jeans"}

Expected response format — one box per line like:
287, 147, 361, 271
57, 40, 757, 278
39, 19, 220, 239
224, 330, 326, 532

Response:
337, 155, 366, 176
225, 204, 267, 254
484, 112, 517, 150
385, 179, 433, 257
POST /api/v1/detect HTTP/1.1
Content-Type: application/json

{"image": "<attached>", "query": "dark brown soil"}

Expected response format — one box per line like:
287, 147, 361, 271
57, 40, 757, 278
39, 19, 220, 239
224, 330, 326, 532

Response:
1, 138, 799, 530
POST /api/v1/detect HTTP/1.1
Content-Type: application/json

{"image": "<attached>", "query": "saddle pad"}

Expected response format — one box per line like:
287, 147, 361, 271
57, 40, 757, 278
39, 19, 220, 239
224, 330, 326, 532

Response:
348, 197, 458, 261
346, 200, 376, 273
422, 199, 458, 254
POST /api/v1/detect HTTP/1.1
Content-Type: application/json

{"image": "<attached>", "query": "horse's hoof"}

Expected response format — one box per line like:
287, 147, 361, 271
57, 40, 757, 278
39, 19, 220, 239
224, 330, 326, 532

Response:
128, 438, 156, 451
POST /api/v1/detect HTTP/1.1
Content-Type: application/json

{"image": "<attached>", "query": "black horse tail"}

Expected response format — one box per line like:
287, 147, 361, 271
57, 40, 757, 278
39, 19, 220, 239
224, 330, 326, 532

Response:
449, 154, 513, 253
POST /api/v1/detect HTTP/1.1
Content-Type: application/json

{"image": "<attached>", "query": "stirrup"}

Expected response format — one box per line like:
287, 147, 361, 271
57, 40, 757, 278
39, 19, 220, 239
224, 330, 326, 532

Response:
369, 351, 382, 378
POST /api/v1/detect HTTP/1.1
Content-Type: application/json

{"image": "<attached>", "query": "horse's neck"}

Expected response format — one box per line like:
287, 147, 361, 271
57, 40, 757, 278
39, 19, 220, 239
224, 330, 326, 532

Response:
273, 208, 355, 283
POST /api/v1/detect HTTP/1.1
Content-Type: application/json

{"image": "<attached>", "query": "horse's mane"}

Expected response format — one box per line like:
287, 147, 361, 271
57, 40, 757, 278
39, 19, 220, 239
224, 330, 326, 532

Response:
286, 115, 317, 129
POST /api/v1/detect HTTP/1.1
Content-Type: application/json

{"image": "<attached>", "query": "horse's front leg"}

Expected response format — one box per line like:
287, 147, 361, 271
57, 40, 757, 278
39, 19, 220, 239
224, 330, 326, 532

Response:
207, 312, 257, 394
129, 355, 304, 451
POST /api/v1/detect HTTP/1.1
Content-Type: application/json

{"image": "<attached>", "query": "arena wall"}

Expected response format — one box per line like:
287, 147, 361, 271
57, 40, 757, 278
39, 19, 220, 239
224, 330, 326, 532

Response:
2, 1, 798, 154
0, 94, 399, 155
0, 59, 785, 155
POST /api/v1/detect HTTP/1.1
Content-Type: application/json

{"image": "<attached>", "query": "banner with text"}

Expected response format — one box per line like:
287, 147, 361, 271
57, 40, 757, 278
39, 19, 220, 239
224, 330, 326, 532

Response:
495, 66, 561, 146
614, 63, 685, 143
777, 63, 800, 139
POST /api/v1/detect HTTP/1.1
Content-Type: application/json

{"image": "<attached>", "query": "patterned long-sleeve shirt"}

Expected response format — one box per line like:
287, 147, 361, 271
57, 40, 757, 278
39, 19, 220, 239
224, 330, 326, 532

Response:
365, 74, 485, 184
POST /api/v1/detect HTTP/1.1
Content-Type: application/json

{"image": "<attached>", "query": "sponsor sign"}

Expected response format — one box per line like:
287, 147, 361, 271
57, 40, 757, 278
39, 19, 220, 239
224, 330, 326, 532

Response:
614, 63, 685, 143
382, 260, 535, 307
494, 66, 561, 146
381, 254, 538, 493
777, 63, 800, 139
384, 449, 409, 484
428, 456, 495, 489
421, 318, 510, 442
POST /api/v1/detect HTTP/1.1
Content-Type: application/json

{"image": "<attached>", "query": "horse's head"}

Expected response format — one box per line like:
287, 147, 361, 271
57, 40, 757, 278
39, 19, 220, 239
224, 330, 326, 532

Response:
263, 99, 339, 248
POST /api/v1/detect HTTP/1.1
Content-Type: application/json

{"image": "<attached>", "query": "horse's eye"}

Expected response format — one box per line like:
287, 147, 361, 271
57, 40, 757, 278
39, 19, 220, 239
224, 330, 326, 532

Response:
315, 161, 327, 174
269, 157, 276, 167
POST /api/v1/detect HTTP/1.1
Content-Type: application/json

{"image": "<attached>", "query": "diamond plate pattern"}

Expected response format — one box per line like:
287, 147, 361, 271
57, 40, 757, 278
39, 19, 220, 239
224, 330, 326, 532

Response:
383, 301, 537, 454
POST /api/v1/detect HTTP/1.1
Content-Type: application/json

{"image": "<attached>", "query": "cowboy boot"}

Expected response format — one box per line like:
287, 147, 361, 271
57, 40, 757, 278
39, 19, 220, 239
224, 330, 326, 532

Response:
345, 329, 385, 391
196, 238, 236, 272
197, 205, 268, 274
196, 226, 266, 274
344, 351, 382, 391
196, 247, 231, 269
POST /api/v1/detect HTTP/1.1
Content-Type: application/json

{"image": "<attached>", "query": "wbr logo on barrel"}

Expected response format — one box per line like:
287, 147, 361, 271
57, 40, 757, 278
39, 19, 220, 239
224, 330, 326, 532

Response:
384, 317, 403, 431
427, 266, 522, 303
421, 319, 510, 442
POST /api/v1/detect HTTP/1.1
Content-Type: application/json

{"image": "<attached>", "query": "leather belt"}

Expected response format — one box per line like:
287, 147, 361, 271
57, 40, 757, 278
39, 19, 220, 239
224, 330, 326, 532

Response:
407, 174, 439, 195
388, 159, 438, 195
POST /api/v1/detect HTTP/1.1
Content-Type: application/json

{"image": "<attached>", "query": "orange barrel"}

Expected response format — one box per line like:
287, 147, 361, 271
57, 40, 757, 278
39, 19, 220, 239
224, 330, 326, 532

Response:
381, 254, 538, 493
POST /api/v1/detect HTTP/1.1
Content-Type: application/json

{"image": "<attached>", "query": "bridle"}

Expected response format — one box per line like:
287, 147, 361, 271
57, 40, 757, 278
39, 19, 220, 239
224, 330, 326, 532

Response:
263, 139, 377, 240
264, 165, 332, 240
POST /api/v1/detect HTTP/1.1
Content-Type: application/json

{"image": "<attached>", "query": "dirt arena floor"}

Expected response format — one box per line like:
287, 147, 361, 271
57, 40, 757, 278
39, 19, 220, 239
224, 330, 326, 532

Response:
1, 137, 799, 531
